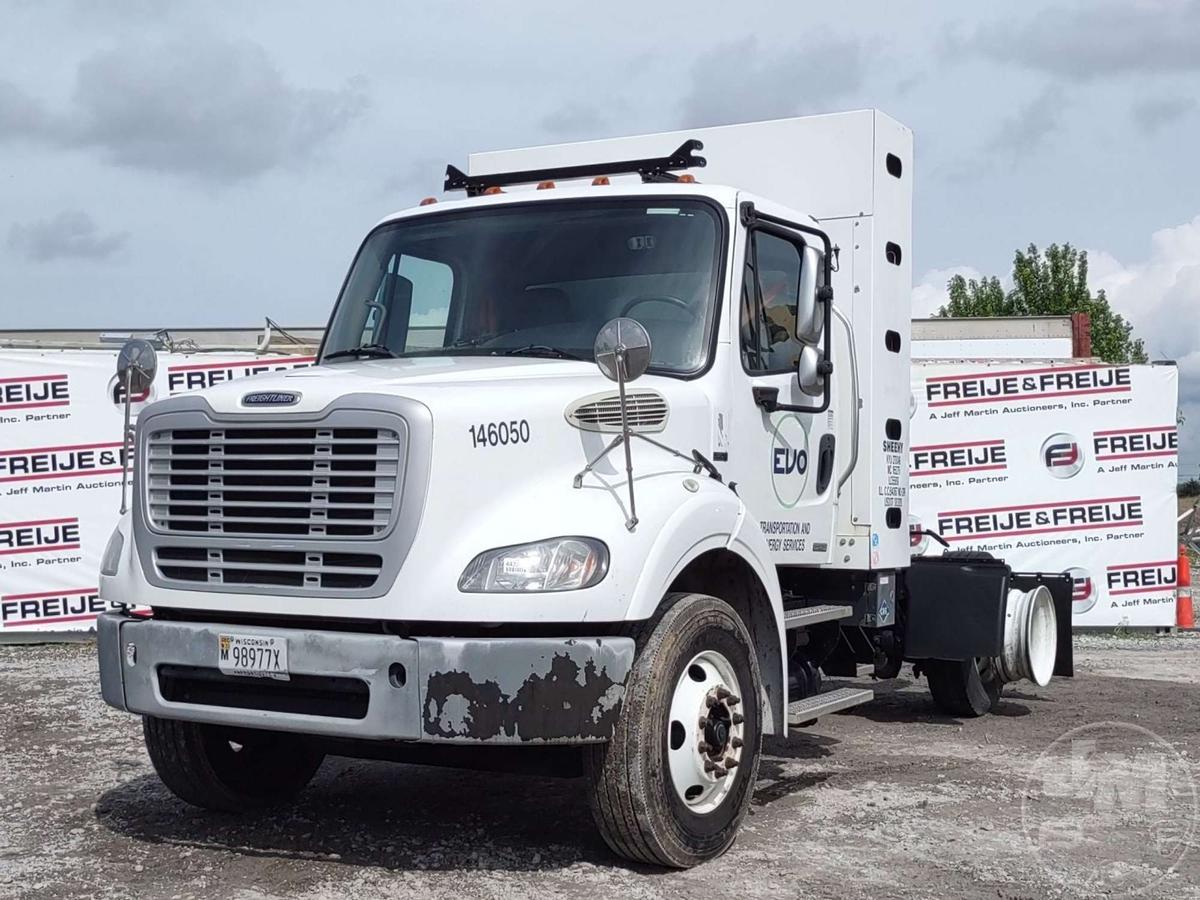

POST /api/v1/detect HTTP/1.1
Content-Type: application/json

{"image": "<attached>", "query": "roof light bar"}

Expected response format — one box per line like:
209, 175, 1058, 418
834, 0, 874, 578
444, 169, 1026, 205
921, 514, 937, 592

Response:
443, 139, 706, 197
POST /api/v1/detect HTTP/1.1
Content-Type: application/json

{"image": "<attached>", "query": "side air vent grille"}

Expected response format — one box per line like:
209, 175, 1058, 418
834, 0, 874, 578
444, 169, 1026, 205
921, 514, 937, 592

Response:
565, 390, 669, 434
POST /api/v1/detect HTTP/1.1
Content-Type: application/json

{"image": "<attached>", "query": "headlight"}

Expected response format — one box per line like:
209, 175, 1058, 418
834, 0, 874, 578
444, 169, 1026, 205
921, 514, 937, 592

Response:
100, 528, 124, 576
458, 537, 608, 593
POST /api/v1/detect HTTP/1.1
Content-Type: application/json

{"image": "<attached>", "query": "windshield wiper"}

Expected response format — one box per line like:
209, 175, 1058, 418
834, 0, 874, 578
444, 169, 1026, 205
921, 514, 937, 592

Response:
323, 343, 398, 361
498, 345, 584, 361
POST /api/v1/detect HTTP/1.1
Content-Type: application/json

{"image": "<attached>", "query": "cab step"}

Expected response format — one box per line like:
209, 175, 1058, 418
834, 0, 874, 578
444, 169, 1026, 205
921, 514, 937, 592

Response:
782, 604, 853, 630
787, 687, 874, 725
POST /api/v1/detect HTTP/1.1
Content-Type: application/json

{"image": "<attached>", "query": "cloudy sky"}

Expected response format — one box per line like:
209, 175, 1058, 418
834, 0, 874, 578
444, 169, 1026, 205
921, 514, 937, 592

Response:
1, 0, 1197, 475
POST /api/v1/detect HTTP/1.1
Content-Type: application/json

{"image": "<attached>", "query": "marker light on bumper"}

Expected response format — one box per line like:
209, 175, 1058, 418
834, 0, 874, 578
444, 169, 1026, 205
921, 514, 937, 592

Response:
100, 528, 124, 577
458, 537, 608, 592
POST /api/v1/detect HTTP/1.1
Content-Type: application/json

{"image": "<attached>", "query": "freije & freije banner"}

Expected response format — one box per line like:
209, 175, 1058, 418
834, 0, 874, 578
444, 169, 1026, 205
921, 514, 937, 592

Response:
0, 350, 1182, 636
0, 350, 314, 638
909, 361, 1180, 627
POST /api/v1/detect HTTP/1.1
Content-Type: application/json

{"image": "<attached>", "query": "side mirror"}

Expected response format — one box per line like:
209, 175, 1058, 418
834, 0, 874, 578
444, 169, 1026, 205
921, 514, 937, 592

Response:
116, 339, 158, 397
593, 317, 651, 383
794, 245, 824, 343
115, 339, 157, 515
590, 317, 653, 532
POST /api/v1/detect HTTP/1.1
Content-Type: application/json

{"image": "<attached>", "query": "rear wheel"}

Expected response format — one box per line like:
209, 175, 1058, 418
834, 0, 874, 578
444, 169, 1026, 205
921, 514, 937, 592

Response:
925, 656, 1002, 717
143, 716, 324, 811
584, 593, 763, 868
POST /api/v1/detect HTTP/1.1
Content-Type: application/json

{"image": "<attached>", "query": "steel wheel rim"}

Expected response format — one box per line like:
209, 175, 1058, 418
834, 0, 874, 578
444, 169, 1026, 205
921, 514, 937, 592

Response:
666, 649, 745, 815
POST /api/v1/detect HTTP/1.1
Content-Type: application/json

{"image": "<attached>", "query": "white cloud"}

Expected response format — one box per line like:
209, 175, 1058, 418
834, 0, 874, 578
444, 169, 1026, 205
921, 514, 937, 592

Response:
1089, 215, 1200, 365
911, 265, 982, 317
959, 0, 1200, 80
0, 35, 367, 182
680, 34, 865, 129
1088, 215, 1200, 473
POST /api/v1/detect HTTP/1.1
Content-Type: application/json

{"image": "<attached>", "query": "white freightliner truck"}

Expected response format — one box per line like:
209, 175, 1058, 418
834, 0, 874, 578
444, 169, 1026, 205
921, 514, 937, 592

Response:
97, 110, 1072, 867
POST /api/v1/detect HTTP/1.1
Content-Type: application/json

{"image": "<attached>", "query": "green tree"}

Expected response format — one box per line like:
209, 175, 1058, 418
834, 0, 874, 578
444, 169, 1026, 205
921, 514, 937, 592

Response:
937, 243, 1147, 364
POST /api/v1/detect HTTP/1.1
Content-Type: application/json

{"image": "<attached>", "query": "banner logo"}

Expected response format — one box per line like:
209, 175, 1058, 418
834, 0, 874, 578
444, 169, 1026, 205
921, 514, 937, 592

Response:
1041, 433, 1084, 478
936, 496, 1143, 542
925, 364, 1131, 407
0, 516, 81, 555
0, 441, 125, 483
166, 356, 314, 395
108, 375, 155, 413
1106, 560, 1177, 597
0, 587, 105, 628
911, 439, 1007, 477
1094, 426, 1178, 462
1064, 566, 1096, 614
0, 373, 70, 412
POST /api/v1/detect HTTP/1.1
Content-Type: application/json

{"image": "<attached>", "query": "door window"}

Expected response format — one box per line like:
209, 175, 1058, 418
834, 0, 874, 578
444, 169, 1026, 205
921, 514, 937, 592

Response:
741, 231, 806, 373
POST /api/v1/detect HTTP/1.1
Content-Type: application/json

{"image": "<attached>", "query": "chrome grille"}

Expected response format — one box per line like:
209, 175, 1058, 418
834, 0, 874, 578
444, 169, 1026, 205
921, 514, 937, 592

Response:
566, 390, 669, 433
155, 546, 383, 590
146, 426, 401, 538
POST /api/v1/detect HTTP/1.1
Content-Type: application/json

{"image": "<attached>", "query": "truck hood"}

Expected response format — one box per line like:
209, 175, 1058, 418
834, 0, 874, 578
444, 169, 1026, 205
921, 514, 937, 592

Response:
190, 355, 614, 415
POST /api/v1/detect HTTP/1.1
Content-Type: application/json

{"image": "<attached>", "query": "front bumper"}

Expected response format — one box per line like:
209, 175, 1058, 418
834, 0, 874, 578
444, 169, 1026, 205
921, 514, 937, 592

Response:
98, 612, 634, 744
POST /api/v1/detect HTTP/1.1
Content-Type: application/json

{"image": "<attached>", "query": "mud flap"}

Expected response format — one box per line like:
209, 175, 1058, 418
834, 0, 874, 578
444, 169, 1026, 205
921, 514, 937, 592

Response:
902, 555, 1009, 660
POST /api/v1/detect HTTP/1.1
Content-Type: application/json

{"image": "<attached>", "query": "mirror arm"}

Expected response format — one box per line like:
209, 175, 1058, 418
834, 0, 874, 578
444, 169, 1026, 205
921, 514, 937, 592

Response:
119, 368, 133, 515
615, 349, 639, 531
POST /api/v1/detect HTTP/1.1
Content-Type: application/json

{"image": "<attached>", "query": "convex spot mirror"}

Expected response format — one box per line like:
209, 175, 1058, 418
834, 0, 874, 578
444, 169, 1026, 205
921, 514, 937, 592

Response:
797, 345, 825, 398
116, 339, 158, 395
594, 317, 652, 383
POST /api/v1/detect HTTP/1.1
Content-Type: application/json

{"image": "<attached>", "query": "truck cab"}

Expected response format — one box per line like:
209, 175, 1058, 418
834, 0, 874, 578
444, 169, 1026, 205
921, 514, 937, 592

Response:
97, 111, 1071, 868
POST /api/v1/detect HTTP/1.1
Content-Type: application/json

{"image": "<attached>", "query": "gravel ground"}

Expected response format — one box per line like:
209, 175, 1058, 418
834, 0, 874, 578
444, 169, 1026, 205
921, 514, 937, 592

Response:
2, 636, 1199, 900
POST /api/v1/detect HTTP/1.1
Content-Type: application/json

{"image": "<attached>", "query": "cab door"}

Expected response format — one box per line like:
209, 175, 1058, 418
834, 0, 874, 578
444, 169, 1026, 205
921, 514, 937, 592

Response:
726, 208, 837, 565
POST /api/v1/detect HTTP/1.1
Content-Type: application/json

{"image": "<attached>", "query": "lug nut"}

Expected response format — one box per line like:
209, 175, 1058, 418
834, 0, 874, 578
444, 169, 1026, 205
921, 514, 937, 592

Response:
731, 736, 744, 749
724, 756, 739, 768
726, 695, 741, 707
697, 741, 710, 754
699, 717, 709, 730
715, 687, 731, 700
732, 713, 744, 725
713, 765, 728, 778
705, 695, 717, 708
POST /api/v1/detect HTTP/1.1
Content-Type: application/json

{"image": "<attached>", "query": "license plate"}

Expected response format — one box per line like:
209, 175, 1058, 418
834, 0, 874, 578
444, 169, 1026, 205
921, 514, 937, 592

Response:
217, 633, 289, 681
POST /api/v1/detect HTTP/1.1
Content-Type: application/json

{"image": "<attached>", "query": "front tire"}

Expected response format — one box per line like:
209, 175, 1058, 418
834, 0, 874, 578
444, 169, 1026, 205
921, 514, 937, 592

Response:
143, 716, 324, 811
584, 593, 763, 868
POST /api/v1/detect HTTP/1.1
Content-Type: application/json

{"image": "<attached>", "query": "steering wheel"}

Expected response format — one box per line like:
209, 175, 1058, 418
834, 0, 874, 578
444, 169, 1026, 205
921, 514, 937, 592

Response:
620, 295, 695, 318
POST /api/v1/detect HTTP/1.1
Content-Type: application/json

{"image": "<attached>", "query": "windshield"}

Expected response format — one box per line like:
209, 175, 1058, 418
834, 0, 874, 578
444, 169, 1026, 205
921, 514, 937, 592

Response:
320, 198, 724, 374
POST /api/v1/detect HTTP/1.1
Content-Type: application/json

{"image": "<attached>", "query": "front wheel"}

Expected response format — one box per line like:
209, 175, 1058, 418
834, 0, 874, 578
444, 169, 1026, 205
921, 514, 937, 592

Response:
584, 593, 763, 868
143, 716, 325, 811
